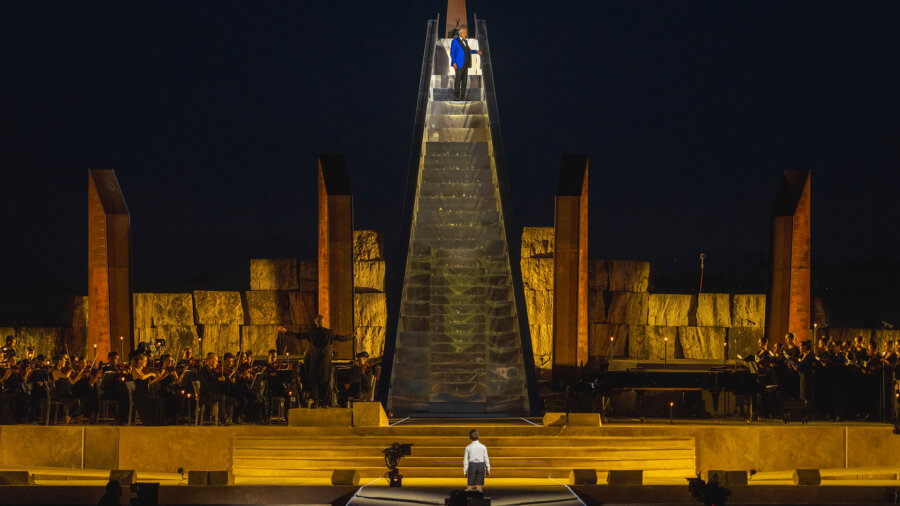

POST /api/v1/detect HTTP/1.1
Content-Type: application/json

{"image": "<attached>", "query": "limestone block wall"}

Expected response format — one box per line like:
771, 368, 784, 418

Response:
353, 230, 386, 358
520, 227, 772, 367
521, 227, 554, 369
28, 233, 386, 360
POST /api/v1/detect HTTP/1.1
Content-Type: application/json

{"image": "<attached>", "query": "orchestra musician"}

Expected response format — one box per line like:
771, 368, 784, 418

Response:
197, 352, 235, 424
154, 354, 185, 425
50, 354, 88, 424
129, 352, 165, 425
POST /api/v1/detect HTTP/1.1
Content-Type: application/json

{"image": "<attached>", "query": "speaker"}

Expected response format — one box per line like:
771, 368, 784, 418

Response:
0, 471, 33, 485
109, 470, 135, 486
793, 469, 821, 486
331, 469, 360, 486
607, 470, 642, 485
207, 471, 229, 486
187, 471, 208, 486
705, 470, 748, 486
569, 469, 597, 485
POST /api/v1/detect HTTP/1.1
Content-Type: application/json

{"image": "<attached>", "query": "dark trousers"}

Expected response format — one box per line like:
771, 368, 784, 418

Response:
454, 66, 468, 100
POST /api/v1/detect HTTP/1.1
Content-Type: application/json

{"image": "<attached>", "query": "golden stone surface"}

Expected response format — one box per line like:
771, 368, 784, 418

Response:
520, 258, 553, 290
696, 293, 732, 327
524, 290, 553, 325
355, 326, 385, 357
192, 291, 244, 325
134, 326, 198, 354
607, 259, 651, 292
133, 293, 194, 328
731, 294, 765, 328
353, 260, 385, 292
588, 289, 606, 323
246, 290, 312, 326
199, 325, 241, 353
648, 294, 695, 327
249, 258, 299, 290
353, 230, 383, 261
14, 327, 63, 357
588, 259, 608, 290
521, 226, 554, 258
240, 325, 279, 355
627, 325, 677, 360
678, 326, 727, 360
606, 292, 649, 325
354, 293, 386, 327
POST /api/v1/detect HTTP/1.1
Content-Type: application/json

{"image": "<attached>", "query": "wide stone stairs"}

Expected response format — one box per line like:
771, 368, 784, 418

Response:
231, 425, 696, 484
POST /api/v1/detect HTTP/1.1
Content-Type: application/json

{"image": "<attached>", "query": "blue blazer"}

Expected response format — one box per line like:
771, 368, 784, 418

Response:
451, 37, 478, 68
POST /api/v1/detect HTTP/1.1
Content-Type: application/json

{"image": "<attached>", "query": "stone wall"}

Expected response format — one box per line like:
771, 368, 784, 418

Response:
520, 228, 772, 367
521, 227, 554, 369
353, 230, 386, 358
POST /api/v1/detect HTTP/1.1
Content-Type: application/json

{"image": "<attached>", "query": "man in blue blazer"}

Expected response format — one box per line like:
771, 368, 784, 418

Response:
451, 28, 481, 101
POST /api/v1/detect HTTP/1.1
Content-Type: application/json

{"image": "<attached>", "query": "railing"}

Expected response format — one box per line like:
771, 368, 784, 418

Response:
474, 16, 542, 416
379, 16, 440, 407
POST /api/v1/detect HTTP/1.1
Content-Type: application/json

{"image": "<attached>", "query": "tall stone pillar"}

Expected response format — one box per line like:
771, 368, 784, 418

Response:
87, 170, 132, 358
552, 155, 589, 382
317, 154, 355, 359
765, 170, 811, 345
446, 0, 467, 37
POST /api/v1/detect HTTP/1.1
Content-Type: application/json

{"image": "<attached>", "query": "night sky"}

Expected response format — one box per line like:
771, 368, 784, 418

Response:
3, 1, 900, 327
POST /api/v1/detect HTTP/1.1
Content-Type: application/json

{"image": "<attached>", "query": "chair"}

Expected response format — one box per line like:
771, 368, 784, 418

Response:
44, 383, 68, 426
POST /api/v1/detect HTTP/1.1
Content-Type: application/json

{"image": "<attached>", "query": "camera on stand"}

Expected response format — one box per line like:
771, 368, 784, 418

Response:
382, 442, 413, 487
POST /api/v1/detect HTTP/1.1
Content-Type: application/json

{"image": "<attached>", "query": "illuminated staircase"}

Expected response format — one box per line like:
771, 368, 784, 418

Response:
388, 20, 534, 416
230, 425, 696, 485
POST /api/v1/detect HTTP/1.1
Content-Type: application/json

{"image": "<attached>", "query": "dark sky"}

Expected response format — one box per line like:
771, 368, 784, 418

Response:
2, 1, 900, 325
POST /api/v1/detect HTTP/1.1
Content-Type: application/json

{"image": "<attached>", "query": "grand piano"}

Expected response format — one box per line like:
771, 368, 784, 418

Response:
576, 359, 759, 422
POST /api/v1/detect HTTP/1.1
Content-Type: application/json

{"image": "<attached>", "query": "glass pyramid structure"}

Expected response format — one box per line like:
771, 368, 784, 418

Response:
385, 18, 536, 415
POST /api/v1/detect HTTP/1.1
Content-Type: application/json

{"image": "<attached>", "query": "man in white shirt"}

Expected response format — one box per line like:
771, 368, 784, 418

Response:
463, 429, 490, 492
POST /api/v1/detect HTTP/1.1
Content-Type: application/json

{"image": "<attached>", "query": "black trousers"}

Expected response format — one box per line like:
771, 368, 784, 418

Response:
454, 66, 468, 100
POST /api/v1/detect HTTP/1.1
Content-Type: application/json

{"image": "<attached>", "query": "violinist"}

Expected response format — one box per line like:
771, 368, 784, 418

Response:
99, 352, 121, 372
50, 354, 87, 423
198, 353, 235, 424
0, 356, 32, 423
71, 355, 101, 421
179, 347, 199, 368
154, 354, 184, 424
129, 352, 165, 425
232, 361, 264, 423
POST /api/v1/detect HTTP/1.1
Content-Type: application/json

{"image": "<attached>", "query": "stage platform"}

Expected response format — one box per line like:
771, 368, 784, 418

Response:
1, 417, 899, 504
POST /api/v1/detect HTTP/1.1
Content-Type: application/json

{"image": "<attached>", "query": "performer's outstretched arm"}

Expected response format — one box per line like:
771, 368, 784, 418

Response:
277, 326, 308, 340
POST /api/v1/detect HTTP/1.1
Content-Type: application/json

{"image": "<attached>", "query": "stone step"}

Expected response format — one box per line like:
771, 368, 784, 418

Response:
419, 181, 495, 197
426, 127, 490, 143
233, 466, 697, 481
428, 114, 489, 129
432, 88, 485, 102
424, 141, 491, 157
432, 74, 484, 88
428, 100, 487, 116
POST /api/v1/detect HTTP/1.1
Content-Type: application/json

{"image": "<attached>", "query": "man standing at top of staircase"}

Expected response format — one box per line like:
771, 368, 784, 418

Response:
451, 28, 481, 101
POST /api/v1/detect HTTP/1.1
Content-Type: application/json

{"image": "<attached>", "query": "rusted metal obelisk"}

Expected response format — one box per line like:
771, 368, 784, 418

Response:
87, 170, 132, 358
765, 170, 812, 345
552, 155, 589, 382
446, 0, 467, 37
317, 153, 355, 359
